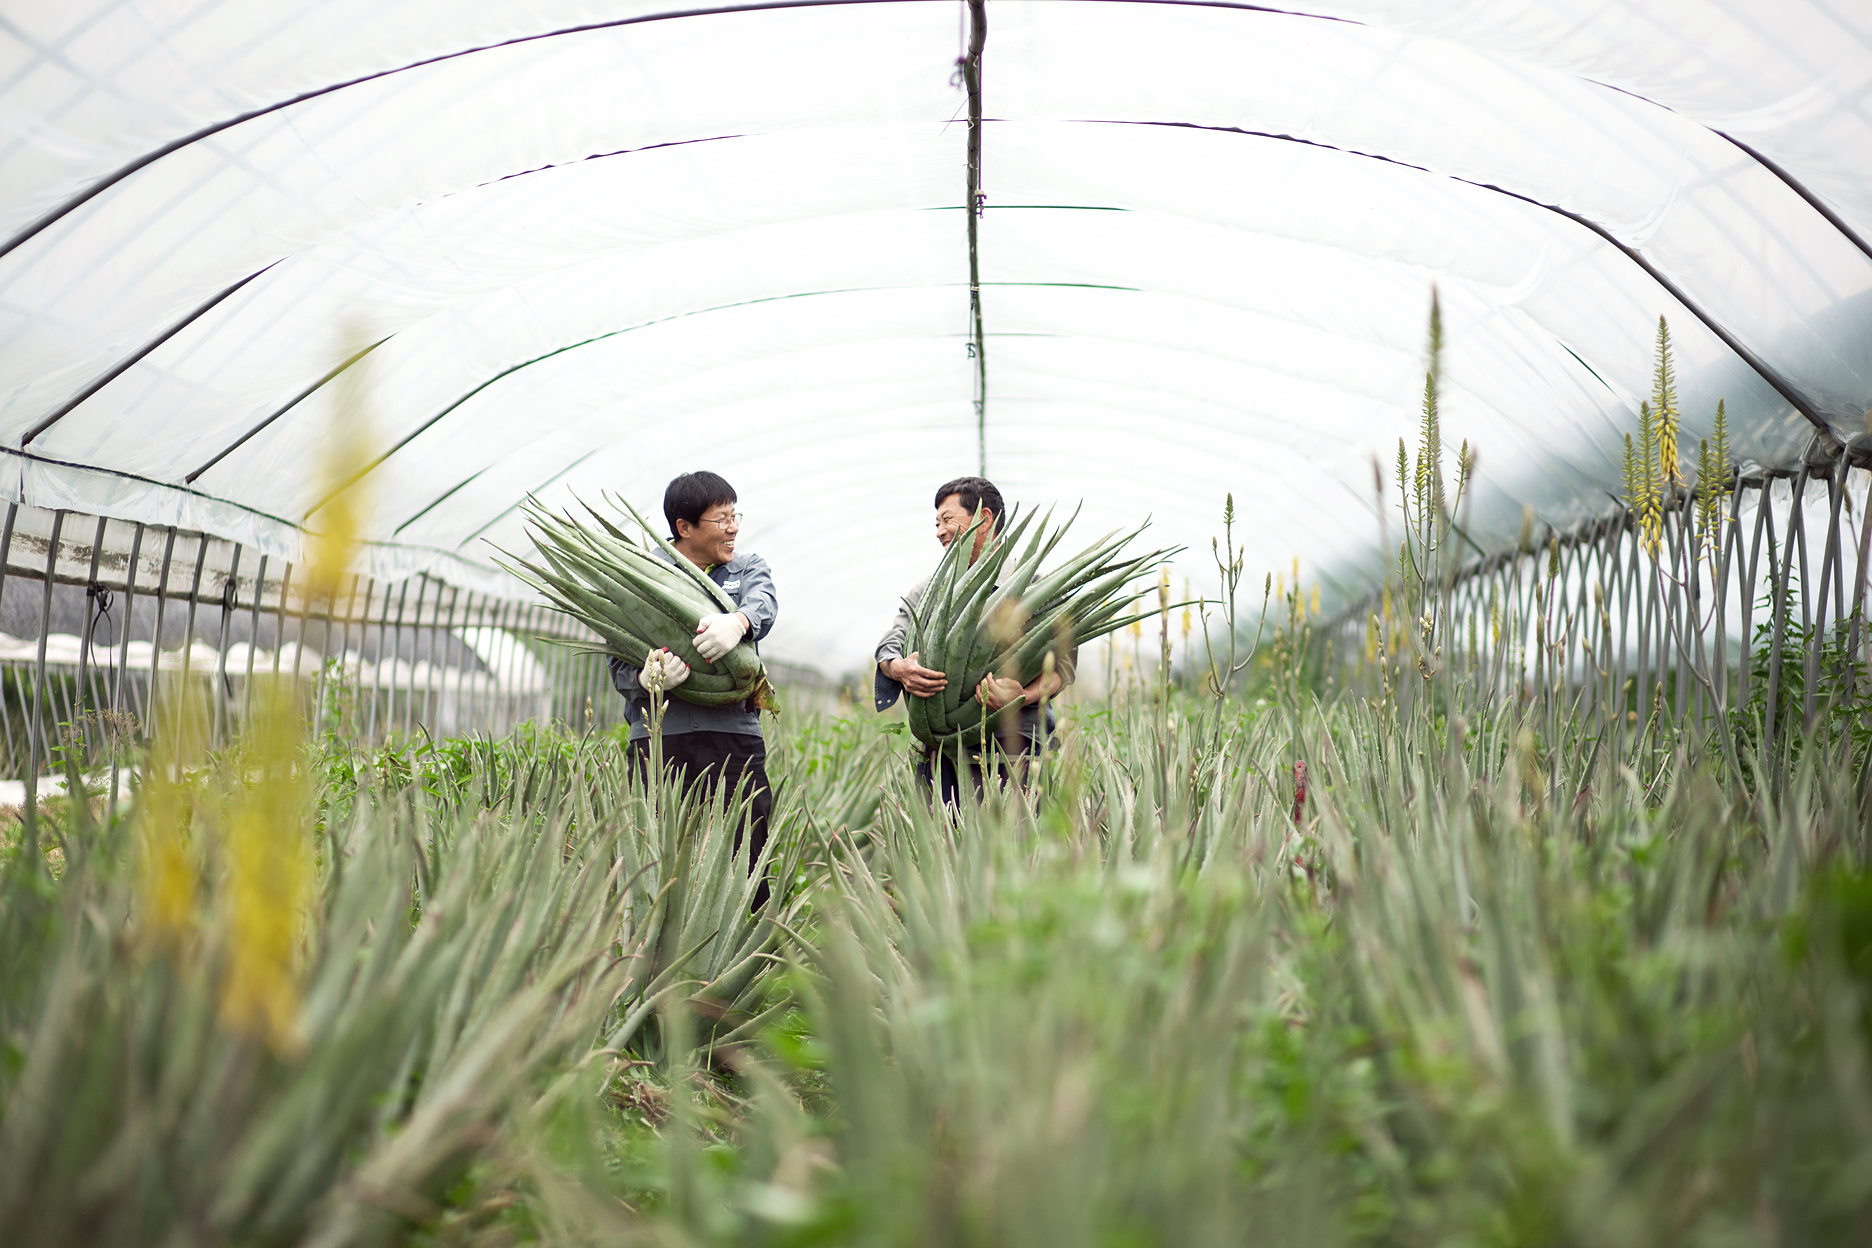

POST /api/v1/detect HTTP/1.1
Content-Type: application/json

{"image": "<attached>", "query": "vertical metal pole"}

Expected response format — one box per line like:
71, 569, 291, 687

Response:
110, 522, 144, 810
214, 545, 241, 746
475, 590, 499, 739
1613, 521, 1634, 757
1835, 470, 1851, 638
1794, 472, 1814, 641
441, 582, 458, 737
403, 576, 427, 738
405, 575, 423, 739
386, 576, 411, 739
1712, 479, 1740, 719
531, 603, 551, 727
315, 573, 359, 738
1633, 528, 1652, 740
0, 504, 15, 780
367, 575, 393, 743
273, 563, 293, 679
147, 528, 178, 747
444, 582, 463, 734
344, 576, 369, 729
25, 510, 67, 838
450, 584, 471, 735
1765, 470, 1806, 761
0, 503, 15, 624
310, 574, 334, 732
539, 604, 562, 727
300, 564, 328, 733
1685, 499, 1707, 729
1738, 482, 1772, 708
1846, 469, 1872, 700
243, 554, 267, 725
75, 515, 106, 768
497, 598, 522, 734
288, 561, 318, 727
1790, 473, 1817, 730
434, 580, 460, 737
290, 562, 317, 682
1593, 533, 1610, 744
539, 598, 550, 725
1661, 504, 1678, 727
180, 535, 209, 684
467, 593, 496, 735
1809, 464, 1846, 726
962, 0, 988, 472
449, 589, 475, 738
1669, 496, 1692, 723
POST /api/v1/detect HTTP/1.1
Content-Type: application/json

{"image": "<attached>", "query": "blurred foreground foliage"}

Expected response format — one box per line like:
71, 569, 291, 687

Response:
1, 672, 1870, 1246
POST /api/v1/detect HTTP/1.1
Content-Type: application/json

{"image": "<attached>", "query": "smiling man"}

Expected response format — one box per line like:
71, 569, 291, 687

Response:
874, 475, 1074, 803
609, 470, 778, 893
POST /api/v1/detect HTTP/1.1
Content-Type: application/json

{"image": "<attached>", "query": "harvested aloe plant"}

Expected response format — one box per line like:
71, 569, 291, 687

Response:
499, 494, 771, 709
906, 507, 1178, 748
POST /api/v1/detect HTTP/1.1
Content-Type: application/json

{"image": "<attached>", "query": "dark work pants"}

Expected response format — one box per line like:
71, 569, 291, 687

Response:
630, 731, 772, 906
916, 735, 1046, 808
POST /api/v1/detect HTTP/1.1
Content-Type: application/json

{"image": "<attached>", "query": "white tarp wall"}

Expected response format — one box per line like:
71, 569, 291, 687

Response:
1, 1, 1868, 674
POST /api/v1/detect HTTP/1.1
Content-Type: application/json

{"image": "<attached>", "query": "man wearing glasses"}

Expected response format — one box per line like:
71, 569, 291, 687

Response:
609, 470, 778, 896
874, 475, 1072, 804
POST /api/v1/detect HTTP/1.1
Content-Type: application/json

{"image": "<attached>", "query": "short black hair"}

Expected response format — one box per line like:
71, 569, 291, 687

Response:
934, 476, 1004, 532
664, 471, 737, 538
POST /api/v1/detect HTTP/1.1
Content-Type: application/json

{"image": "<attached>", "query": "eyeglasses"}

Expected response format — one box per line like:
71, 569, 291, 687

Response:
698, 510, 742, 528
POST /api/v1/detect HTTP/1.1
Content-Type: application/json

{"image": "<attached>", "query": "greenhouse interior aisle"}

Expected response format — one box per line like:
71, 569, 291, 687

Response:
0, 1, 1867, 684
6, 5, 1872, 1245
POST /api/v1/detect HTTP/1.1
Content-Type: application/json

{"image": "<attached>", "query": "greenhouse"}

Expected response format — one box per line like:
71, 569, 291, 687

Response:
3, 2, 1872, 1245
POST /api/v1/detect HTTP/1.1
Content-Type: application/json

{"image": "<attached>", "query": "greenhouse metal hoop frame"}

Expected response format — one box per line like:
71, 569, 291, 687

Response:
7, 0, 1867, 495
2, 0, 1868, 786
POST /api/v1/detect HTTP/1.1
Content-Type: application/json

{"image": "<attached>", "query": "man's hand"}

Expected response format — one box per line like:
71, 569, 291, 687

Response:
694, 611, 749, 662
976, 673, 1026, 712
884, 652, 947, 698
639, 648, 691, 690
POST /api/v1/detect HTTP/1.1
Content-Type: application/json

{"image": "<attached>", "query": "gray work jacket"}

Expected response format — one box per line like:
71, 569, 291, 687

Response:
873, 574, 1076, 742
608, 550, 777, 740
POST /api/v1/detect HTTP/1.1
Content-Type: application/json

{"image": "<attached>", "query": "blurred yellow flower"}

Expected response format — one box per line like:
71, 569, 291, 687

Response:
137, 678, 209, 952
217, 670, 313, 1053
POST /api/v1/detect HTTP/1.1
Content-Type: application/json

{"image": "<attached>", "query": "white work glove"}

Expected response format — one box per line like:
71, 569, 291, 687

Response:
638, 648, 690, 692
693, 611, 748, 662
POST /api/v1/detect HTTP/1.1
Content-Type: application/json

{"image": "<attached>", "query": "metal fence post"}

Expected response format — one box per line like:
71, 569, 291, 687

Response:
74, 515, 107, 769
146, 528, 178, 747
109, 522, 145, 809
25, 510, 67, 839
244, 554, 267, 725
273, 563, 294, 680
214, 545, 241, 745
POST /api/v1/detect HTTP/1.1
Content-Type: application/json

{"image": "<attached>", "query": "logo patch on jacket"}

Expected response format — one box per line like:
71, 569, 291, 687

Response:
722, 580, 741, 591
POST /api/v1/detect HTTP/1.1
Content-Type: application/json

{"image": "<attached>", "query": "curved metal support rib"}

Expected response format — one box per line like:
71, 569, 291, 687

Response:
451, 448, 607, 550
185, 336, 390, 483
0, 0, 889, 265
1714, 130, 1872, 264
20, 262, 279, 446
1103, 119, 1843, 450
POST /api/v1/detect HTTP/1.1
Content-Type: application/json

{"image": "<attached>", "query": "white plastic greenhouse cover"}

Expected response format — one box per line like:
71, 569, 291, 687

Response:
2, 1, 1870, 674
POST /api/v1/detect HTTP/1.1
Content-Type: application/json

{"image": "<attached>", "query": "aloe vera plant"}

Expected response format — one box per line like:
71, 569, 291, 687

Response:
499, 494, 770, 708
0, 711, 809, 1247
904, 507, 1178, 748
